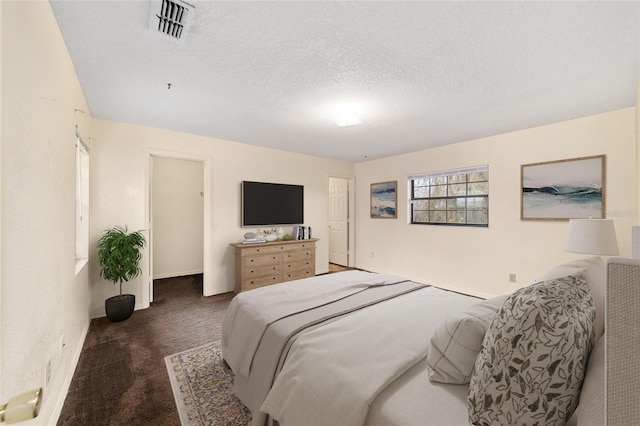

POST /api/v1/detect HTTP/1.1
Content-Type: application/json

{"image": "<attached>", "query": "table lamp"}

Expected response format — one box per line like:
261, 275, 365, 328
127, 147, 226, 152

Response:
565, 219, 619, 256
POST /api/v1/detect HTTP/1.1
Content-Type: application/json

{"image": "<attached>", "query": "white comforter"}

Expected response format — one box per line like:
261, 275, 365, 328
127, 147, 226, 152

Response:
260, 286, 477, 426
222, 270, 407, 377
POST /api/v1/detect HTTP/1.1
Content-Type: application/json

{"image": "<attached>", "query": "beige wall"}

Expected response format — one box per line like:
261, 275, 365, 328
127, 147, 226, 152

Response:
90, 119, 355, 317
637, 70, 640, 222
152, 157, 205, 279
1, 2, 92, 424
355, 108, 636, 298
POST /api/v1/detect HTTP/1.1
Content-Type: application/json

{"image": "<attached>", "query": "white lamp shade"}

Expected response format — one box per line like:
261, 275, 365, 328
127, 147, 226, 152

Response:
565, 219, 619, 256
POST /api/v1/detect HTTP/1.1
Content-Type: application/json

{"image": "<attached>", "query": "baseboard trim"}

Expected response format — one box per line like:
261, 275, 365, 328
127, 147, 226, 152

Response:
51, 319, 90, 424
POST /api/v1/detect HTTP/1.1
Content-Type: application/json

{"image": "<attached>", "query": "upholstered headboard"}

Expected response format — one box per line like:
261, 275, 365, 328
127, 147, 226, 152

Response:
606, 258, 640, 425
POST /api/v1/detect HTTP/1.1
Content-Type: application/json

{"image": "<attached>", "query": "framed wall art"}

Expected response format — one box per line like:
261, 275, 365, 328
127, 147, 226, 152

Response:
371, 181, 397, 218
521, 155, 605, 220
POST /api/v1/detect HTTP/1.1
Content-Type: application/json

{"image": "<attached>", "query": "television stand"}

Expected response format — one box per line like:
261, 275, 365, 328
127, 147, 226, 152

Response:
231, 238, 318, 293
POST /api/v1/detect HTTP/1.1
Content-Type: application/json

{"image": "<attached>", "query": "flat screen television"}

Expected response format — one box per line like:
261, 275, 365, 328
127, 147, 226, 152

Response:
242, 181, 304, 227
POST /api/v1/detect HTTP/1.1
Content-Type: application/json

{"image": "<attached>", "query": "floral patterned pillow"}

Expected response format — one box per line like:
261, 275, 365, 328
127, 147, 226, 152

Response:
468, 274, 595, 426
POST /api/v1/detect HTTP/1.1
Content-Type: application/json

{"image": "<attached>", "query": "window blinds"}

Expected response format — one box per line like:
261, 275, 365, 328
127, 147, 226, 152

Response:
408, 164, 488, 181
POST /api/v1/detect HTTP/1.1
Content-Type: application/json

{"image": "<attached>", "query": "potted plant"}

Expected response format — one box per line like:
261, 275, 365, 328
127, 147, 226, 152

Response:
97, 226, 146, 322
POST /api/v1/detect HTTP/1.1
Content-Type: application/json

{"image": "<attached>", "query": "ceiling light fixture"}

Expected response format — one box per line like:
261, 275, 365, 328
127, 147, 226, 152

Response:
332, 103, 363, 127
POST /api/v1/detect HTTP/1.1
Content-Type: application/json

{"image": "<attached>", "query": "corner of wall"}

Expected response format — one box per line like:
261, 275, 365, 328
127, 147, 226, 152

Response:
635, 69, 640, 225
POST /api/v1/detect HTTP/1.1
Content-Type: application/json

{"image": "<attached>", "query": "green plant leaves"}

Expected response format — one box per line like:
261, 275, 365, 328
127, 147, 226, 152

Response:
97, 225, 146, 295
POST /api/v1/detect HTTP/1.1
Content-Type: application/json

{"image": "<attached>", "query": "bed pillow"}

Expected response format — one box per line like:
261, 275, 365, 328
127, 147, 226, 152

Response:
468, 275, 595, 426
427, 295, 509, 384
542, 257, 604, 341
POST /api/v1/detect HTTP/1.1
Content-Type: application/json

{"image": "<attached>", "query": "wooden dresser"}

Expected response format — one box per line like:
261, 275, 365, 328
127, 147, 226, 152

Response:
231, 239, 318, 293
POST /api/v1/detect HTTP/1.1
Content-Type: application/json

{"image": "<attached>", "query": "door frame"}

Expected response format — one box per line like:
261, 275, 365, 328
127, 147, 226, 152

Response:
143, 149, 212, 307
328, 175, 356, 268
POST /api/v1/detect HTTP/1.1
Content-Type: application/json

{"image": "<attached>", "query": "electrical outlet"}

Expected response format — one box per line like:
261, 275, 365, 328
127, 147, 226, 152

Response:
370, 252, 375, 258
509, 273, 516, 283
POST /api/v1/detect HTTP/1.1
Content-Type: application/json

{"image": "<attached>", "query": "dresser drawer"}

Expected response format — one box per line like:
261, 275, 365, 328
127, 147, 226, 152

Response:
294, 242, 315, 250
241, 246, 277, 256
243, 253, 280, 267
284, 250, 314, 262
244, 274, 281, 290
245, 264, 279, 278
283, 268, 314, 281
285, 259, 313, 272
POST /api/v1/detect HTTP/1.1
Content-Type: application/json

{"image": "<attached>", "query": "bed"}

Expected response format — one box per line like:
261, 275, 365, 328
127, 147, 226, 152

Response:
221, 257, 612, 426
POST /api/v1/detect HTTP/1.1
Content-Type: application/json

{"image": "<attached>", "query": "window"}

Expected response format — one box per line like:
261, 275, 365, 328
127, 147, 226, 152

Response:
75, 127, 89, 274
409, 165, 488, 227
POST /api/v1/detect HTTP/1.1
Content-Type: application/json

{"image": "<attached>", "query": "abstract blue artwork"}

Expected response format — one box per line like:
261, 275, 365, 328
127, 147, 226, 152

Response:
521, 155, 605, 220
371, 181, 397, 218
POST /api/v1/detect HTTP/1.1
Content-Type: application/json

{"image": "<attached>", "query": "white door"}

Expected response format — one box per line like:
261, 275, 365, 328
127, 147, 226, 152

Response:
329, 177, 349, 266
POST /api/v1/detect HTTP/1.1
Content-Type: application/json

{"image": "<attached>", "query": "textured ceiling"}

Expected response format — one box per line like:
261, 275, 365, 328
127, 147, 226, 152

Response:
50, 1, 639, 163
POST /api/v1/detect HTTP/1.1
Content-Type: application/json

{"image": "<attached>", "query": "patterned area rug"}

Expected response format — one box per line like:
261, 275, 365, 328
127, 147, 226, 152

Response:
165, 341, 252, 426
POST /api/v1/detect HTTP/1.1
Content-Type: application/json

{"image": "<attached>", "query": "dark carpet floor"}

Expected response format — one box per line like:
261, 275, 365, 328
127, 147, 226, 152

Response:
57, 274, 233, 426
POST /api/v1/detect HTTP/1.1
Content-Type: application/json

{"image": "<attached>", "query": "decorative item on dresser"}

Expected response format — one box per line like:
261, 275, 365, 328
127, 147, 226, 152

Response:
231, 239, 318, 293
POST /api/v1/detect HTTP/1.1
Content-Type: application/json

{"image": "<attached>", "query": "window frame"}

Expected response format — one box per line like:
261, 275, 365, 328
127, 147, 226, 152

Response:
75, 127, 90, 275
408, 165, 489, 227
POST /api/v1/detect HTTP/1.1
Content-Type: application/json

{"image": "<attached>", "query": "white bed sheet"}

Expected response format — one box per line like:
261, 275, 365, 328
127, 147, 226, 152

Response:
366, 356, 470, 426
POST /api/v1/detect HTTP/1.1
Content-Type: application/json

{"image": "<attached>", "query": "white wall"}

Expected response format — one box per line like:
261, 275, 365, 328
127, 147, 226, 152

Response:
1, 2, 92, 424
152, 157, 204, 279
90, 119, 355, 317
355, 108, 636, 298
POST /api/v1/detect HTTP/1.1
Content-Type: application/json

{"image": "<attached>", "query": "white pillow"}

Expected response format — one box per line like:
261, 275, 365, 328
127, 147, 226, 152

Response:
542, 257, 605, 341
427, 295, 508, 384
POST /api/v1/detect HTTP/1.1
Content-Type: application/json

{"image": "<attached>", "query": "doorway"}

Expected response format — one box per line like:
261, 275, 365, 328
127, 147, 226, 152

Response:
329, 177, 350, 267
152, 156, 204, 281
144, 150, 212, 307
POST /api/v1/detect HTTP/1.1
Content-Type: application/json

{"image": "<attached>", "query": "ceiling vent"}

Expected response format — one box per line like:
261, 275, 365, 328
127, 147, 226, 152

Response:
148, 0, 195, 40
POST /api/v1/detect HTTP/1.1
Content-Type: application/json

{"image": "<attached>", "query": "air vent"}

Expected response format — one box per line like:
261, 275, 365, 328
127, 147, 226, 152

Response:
148, 0, 194, 40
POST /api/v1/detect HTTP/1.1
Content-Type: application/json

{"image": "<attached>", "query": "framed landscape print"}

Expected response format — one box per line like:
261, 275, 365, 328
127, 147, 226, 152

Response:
521, 155, 605, 220
371, 181, 397, 218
